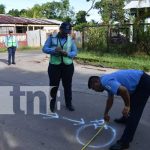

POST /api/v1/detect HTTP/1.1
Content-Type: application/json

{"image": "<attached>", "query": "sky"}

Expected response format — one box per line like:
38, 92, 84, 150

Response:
0, 0, 101, 22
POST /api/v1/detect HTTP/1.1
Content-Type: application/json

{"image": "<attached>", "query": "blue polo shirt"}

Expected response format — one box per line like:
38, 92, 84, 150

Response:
100, 70, 144, 95
42, 34, 77, 58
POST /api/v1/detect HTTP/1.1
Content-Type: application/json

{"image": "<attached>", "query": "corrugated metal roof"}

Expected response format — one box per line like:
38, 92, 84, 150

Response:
124, 0, 150, 9
0, 14, 62, 25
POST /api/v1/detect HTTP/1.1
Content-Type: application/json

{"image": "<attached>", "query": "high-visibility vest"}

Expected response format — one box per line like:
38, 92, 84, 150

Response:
6, 36, 17, 47
50, 35, 73, 65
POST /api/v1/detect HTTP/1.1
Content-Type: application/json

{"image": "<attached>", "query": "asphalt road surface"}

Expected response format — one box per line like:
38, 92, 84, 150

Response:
0, 51, 149, 150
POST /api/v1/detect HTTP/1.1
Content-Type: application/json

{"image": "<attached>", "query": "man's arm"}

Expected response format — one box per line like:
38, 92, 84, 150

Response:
117, 85, 130, 116
67, 41, 78, 58
104, 94, 114, 122
15, 36, 19, 48
42, 36, 58, 55
4, 36, 8, 47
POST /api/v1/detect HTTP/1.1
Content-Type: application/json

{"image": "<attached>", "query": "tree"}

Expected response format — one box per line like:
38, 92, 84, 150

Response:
39, 0, 75, 21
31, 4, 43, 18
74, 0, 97, 31
76, 11, 87, 24
41, 2, 62, 19
95, 0, 125, 24
4, 1, 75, 21
8, 9, 20, 17
0, 4, 5, 14
19, 4, 43, 18
86, 0, 96, 15
60, 0, 75, 22
20, 9, 28, 17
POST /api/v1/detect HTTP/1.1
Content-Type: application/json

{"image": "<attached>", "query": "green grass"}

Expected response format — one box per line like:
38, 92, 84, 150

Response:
76, 50, 150, 71
18, 46, 42, 51
0, 49, 6, 53
0, 46, 42, 53
1, 47, 150, 71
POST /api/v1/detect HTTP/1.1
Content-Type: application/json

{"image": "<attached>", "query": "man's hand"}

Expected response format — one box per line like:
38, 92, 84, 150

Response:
104, 114, 110, 122
122, 106, 130, 117
55, 47, 68, 56
55, 47, 62, 53
61, 51, 68, 56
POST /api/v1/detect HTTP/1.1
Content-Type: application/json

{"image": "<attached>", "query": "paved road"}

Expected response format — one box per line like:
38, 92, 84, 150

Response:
0, 51, 149, 150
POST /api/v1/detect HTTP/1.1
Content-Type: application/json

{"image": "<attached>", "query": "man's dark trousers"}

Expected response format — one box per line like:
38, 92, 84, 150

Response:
8, 46, 16, 64
120, 72, 150, 144
48, 63, 74, 108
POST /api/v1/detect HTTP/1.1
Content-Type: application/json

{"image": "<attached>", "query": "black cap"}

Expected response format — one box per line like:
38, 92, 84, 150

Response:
60, 22, 72, 34
9, 30, 13, 33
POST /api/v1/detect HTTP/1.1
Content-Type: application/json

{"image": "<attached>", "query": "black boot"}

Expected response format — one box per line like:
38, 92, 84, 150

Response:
109, 140, 129, 150
50, 100, 55, 112
66, 105, 75, 111
114, 116, 128, 125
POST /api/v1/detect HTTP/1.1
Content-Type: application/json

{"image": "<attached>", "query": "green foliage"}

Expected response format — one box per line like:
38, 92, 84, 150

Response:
63, 16, 72, 23
95, 0, 125, 24
39, 0, 74, 20
82, 24, 150, 55
73, 23, 89, 32
18, 46, 41, 51
9, 0, 75, 21
76, 11, 87, 24
8, 9, 20, 17
20, 9, 27, 17
0, 48, 6, 52
77, 50, 150, 71
84, 27, 107, 52
108, 42, 136, 55
136, 25, 150, 55
31, 4, 43, 18
41, 2, 62, 19
0, 4, 5, 14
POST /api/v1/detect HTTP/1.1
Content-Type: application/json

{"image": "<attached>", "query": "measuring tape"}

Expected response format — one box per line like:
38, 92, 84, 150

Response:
81, 123, 106, 150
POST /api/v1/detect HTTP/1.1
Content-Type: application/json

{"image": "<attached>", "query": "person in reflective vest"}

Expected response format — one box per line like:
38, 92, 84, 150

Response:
4, 30, 18, 65
42, 22, 78, 112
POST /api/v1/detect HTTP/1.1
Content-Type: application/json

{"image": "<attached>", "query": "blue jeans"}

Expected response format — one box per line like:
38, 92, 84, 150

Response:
8, 46, 16, 64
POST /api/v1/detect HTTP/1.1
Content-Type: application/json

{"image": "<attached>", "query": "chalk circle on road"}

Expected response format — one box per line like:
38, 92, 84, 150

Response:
76, 124, 116, 148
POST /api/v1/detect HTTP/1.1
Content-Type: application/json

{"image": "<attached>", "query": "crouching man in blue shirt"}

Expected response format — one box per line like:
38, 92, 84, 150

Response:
88, 70, 150, 150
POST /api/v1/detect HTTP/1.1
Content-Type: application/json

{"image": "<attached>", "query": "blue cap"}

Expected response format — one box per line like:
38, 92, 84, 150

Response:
60, 22, 72, 33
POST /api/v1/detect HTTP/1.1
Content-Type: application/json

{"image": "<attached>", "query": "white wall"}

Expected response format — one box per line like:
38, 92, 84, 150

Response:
27, 30, 47, 47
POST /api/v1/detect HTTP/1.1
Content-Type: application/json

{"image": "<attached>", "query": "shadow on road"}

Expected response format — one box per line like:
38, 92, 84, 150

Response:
0, 59, 8, 65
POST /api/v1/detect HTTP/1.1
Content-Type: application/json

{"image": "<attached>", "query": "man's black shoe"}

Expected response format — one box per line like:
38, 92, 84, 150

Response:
66, 105, 75, 111
50, 100, 55, 112
12, 62, 16, 64
109, 140, 129, 150
114, 116, 128, 125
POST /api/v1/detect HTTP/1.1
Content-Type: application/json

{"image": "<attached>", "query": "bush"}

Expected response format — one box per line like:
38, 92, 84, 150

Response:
136, 25, 150, 55
84, 27, 108, 53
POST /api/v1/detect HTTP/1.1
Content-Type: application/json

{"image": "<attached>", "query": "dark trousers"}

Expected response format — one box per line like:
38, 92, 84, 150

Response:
120, 72, 150, 144
8, 46, 16, 64
48, 63, 74, 107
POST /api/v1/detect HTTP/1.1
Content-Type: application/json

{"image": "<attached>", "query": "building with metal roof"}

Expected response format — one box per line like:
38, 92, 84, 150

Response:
124, 0, 150, 9
124, 0, 150, 17
124, 0, 150, 22
0, 14, 62, 34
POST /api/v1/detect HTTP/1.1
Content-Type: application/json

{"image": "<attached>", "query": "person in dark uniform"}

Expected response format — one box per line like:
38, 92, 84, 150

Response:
42, 22, 78, 112
4, 30, 18, 65
88, 69, 150, 150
